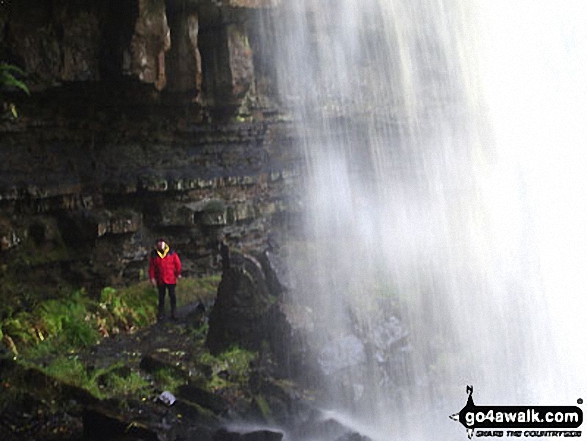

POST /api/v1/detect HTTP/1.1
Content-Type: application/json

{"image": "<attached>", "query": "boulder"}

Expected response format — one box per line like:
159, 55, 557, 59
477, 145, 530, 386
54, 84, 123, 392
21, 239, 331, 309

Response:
213, 428, 283, 441
205, 247, 321, 383
82, 406, 159, 441
289, 411, 374, 441
177, 384, 229, 415
139, 351, 189, 380
205, 254, 273, 355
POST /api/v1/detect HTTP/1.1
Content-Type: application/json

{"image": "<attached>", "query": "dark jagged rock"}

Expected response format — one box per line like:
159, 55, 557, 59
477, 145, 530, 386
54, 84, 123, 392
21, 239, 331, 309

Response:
248, 377, 314, 428
0, 341, 15, 372
140, 352, 190, 380
82, 406, 160, 441
213, 428, 284, 441
205, 254, 274, 355
256, 249, 288, 297
177, 384, 229, 415
21, 366, 100, 407
290, 412, 374, 441
204, 246, 321, 384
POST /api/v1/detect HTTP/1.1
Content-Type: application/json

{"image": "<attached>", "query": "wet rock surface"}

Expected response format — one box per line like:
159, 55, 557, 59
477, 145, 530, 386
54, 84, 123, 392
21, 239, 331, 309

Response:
213, 428, 284, 441
0, 101, 302, 310
0, 299, 295, 440
206, 254, 275, 354
0, 237, 390, 441
0, 0, 301, 313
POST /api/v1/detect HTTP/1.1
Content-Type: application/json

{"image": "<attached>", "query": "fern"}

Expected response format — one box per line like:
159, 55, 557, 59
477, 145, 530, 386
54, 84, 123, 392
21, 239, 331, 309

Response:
0, 62, 29, 118
0, 63, 30, 95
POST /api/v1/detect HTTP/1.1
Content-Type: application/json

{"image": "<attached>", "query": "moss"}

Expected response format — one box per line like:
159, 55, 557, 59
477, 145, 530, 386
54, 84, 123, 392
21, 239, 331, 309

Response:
97, 283, 158, 332
0, 275, 226, 420
40, 355, 99, 396
96, 368, 151, 399
151, 367, 187, 394
1, 216, 71, 269
174, 398, 219, 426
254, 394, 273, 421
34, 356, 151, 401
35, 290, 100, 347
1, 275, 220, 357
178, 275, 221, 307
1, 284, 157, 357
201, 199, 226, 214
195, 346, 256, 394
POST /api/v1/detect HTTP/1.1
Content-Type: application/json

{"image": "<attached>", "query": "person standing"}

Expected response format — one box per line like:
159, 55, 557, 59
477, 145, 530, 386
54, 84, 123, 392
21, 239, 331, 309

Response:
149, 238, 182, 320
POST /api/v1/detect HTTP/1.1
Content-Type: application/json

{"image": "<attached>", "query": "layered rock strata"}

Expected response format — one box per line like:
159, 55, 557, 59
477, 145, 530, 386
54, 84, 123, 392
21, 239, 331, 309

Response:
0, 0, 298, 308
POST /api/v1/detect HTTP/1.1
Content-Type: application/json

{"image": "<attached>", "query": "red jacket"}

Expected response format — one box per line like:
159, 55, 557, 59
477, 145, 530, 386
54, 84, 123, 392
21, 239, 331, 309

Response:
149, 247, 181, 285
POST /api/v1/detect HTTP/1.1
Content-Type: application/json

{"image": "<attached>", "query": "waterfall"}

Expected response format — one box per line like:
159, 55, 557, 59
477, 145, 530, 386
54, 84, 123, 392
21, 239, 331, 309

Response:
266, 0, 587, 439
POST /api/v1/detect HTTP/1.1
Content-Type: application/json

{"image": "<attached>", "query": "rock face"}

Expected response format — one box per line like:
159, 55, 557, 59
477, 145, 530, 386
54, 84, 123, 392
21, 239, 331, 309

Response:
206, 254, 275, 354
129, 0, 171, 90
5, 1, 101, 84
213, 429, 284, 441
0, 3, 412, 441
0, 0, 300, 311
0, 109, 301, 308
1, 0, 280, 113
166, 7, 203, 99
204, 247, 328, 388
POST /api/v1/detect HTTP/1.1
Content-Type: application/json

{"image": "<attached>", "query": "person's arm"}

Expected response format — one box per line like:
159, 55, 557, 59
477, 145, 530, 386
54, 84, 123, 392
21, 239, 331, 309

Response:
174, 253, 182, 279
148, 256, 157, 286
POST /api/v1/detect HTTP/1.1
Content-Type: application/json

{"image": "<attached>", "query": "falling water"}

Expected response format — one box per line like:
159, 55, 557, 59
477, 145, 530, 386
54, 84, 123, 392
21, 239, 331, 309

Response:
266, 0, 587, 439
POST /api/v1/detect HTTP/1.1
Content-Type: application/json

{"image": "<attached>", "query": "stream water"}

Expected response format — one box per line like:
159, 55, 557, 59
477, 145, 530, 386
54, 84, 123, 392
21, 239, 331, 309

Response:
266, 0, 587, 439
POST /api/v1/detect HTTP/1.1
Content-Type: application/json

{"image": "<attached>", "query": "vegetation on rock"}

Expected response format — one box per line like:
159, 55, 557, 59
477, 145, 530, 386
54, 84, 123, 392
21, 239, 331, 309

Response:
0, 62, 29, 118
1, 275, 219, 356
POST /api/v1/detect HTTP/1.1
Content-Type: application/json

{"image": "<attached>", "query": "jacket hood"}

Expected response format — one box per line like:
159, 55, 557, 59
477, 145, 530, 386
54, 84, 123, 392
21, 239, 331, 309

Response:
156, 243, 170, 258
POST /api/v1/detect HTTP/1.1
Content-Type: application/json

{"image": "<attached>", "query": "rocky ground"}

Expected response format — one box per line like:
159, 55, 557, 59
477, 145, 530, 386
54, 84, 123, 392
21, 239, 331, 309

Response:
0, 248, 384, 441
0, 298, 296, 441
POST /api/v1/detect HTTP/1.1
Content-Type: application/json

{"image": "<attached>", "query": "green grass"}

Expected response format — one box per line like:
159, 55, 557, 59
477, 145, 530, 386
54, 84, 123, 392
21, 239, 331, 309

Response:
151, 367, 187, 394
1, 287, 154, 357
1, 275, 220, 357
254, 395, 273, 421
0, 63, 29, 95
94, 365, 151, 399
40, 356, 151, 400
0, 275, 222, 404
195, 346, 256, 392
1, 290, 99, 356
36, 290, 100, 348
97, 284, 158, 332
42, 355, 96, 393
176, 275, 221, 308
0, 62, 29, 118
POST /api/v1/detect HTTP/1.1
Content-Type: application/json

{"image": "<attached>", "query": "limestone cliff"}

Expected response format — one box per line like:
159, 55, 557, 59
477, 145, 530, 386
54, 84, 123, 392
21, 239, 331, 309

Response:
0, 0, 299, 312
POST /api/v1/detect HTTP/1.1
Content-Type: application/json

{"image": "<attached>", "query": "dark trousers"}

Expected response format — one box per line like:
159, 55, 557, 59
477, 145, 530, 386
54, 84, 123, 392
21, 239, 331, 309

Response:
157, 284, 176, 318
